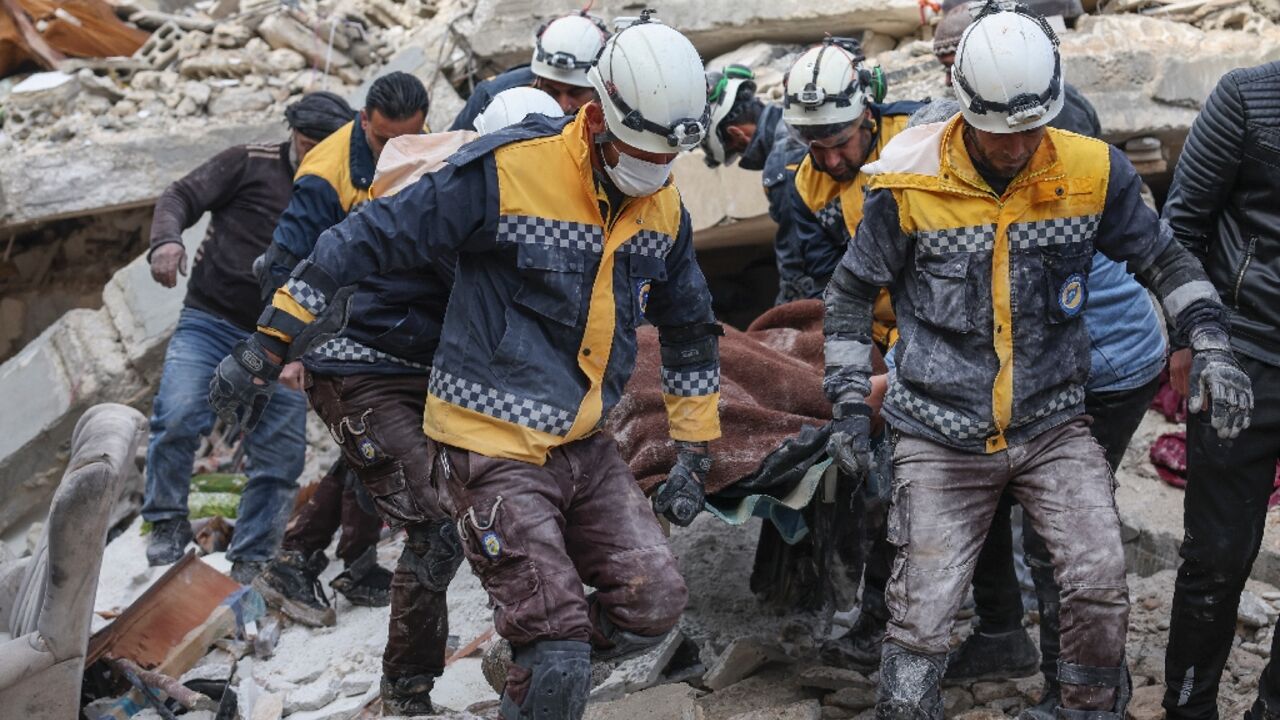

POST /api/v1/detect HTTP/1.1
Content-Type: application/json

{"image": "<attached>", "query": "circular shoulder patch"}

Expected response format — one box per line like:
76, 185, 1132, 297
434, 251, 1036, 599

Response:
1058, 273, 1085, 317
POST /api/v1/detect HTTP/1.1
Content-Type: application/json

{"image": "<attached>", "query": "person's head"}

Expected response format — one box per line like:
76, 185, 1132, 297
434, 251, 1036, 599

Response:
362, 71, 430, 161
474, 86, 565, 135
702, 65, 764, 168
952, 1, 1063, 179
783, 39, 878, 182
933, 4, 973, 87
584, 13, 708, 197
285, 91, 354, 162
529, 12, 609, 113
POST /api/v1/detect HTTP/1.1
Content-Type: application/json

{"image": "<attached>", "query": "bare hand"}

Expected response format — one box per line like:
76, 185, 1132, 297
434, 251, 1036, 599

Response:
867, 374, 889, 435
150, 243, 188, 288
1170, 348, 1192, 398
279, 361, 307, 392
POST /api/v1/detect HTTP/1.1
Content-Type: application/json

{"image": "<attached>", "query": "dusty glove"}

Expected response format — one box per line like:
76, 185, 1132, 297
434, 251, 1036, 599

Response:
149, 242, 188, 288
208, 335, 282, 437
652, 441, 712, 527
1187, 327, 1253, 439
827, 402, 872, 478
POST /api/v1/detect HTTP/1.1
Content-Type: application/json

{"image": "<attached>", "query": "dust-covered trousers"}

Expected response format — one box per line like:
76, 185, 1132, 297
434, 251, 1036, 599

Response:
306, 373, 459, 681
886, 418, 1129, 709
281, 457, 382, 565
437, 431, 687, 651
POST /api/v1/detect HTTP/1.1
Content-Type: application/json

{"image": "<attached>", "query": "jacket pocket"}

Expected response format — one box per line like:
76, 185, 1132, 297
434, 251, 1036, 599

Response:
513, 244, 585, 327
624, 254, 667, 328
912, 253, 974, 333
1041, 248, 1091, 324
363, 461, 427, 527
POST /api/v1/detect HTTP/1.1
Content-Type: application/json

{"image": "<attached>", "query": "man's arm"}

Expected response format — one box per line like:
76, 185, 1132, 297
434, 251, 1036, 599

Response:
1162, 71, 1247, 262
149, 145, 249, 286
644, 208, 722, 444
265, 175, 347, 290
775, 179, 822, 303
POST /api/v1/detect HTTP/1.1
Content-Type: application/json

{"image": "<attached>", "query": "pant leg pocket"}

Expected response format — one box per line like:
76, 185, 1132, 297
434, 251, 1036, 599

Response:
455, 495, 550, 642
364, 461, 428, 528
885, 474, 912, 625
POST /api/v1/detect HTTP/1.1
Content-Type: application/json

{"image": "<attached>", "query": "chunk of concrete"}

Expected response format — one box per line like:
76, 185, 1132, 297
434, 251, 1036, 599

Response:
585, 683, 703, 720
797, 666, 875, 692
824, 687, 877, 712
703, 639, 775, 692
730, 700, 822, 720
257, 13, 360, 84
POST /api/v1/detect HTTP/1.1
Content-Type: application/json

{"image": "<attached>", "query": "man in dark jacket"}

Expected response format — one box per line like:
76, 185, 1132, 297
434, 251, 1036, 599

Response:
1162, 61, 1279, 720
142, 92, 352, 582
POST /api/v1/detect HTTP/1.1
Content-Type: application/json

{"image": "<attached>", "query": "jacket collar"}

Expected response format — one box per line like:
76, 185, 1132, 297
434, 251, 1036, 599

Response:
348, 114, 375, 190
738, 103, 782, 171
940, 115, 1065, 197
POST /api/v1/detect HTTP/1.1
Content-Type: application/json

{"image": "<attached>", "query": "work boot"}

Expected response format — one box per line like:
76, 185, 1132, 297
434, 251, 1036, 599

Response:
381, 674, 434, 716
877, 643, 947, 720
146, 518, 193, 566
1245, 698, 1280, 720
1018, 677, 1059, 720
330, 546, 392, 607
820, 608, 887, 672
253, 550, 335, 627
230, 560, 268, 585
944, 626, 1039, 682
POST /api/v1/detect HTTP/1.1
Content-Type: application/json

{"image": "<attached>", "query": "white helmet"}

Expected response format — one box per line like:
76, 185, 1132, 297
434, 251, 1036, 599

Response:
474, 86, 565, 135
783, 38, 870, 128
952, 1, 1064, 134
586, 12, 709, 155
530, 12, 609, 89
702, 65, 757, 167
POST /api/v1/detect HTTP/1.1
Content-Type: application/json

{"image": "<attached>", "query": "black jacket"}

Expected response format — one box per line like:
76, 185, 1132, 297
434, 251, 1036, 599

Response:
1164, 61, 1280, 366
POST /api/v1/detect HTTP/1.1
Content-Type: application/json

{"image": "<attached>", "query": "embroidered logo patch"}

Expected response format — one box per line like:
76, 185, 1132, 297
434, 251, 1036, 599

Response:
636, 280, 652, 315
358, 437, 379, 462
1058, 273, 1085, 317
481, 531, 502, 559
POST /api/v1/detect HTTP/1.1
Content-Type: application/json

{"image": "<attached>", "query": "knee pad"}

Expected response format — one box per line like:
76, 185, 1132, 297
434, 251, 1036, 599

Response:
1057, 660, 1131, 720
877, 643, 946, 720
400, 518, 463, 592
499, 640, 591, 720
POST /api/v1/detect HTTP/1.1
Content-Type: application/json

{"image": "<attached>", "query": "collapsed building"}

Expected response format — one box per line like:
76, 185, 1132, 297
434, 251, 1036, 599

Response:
3, 0, 1280, 717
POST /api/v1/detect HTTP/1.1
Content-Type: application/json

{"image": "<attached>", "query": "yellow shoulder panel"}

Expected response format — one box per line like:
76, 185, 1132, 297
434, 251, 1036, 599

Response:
293, 121, 366, 213
793, 154, 843, 215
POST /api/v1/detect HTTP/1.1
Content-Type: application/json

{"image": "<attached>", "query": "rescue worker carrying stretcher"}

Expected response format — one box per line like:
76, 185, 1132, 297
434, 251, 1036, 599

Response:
210, 14, 720, 720
821, 3, 1253, 719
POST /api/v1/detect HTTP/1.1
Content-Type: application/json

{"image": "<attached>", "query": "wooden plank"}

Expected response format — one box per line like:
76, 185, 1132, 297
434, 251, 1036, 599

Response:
156, 605, 237, 678
0, 0, 66, 69
88, 552, 240, 668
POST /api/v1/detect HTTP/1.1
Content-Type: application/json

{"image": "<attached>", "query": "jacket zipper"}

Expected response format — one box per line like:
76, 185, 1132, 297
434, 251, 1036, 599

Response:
1232, 235, 1258, 309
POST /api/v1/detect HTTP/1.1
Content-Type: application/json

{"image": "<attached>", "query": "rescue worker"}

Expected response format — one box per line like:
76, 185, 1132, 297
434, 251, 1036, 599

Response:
210, 16, 715, 719
918, 8, 1167, 718
141, 92, 351, 582
785, 38, 922, 301
822, 4, 1253, 718
241, 71, 444, 715
701, 65, 807, 304
776, 40, 921, 671
449, 11, 607, 131
1162, 60, 1280, 720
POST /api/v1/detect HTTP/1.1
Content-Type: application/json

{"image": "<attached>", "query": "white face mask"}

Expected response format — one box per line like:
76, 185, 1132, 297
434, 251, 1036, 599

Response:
603, 149, 673, 197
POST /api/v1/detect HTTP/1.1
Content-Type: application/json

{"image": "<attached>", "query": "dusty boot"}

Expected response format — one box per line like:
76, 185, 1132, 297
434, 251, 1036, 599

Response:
821, 604, 887, 672
253, 550, 335, 627
1056, 662, 1131, 720
1018, 677, 1059, 720
381, 673, 435, 716
330, 546, 392, 607
230, 560, 269, 585
146, 518, 193, 566
877, 643, 947, 720
944, 626, 1039, 682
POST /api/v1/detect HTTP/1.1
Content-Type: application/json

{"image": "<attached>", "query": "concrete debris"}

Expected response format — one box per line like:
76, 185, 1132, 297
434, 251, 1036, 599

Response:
823, 686, 877, 712
1126, 684, 1166, 720
703, 638, 787, 691
585, 682, 704, 720
1239, 590, 1273, 629
730, 700, 822, 720
796, 666, 876, 692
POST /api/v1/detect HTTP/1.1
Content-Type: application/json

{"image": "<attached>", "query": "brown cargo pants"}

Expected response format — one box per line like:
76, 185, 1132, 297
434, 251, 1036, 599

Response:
436, 431, 688, 650
886, 418, 1129, 710
306, 372, 457, 682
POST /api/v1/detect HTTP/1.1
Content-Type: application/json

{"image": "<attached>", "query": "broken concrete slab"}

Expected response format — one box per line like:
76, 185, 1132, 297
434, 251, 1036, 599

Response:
730, 699, 821, 720
796, 666, 875, 692
584, 682, 704, 720
823, 686, 877, 712
618, 629, 687, 692
703, 638, 783, 692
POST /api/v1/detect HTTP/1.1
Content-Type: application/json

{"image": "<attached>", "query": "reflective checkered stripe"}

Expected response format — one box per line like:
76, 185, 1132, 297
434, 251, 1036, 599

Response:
886, 383, 993, 442
661, 367, 719, 397
915, 224, 996, 255
285, 278, 327, 315
310, 337, 429, 370
1009, 214, 1101, 251
429, 369, 576, 436
1011, 385, 1086, 428
618, 230, 674, 259
496, 214, 604, 252
816, 197, 844, 230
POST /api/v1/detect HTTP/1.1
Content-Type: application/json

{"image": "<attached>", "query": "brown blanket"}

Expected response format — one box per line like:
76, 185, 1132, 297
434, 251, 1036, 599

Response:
609, 300, 834, 494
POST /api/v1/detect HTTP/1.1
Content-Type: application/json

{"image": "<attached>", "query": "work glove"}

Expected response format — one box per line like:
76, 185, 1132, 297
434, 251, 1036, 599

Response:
1187, 327, 1253, 439
208, 335, 282, 437
652, 441, 711, 527
827, 402, 873, 478
149, 242, 188, 288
